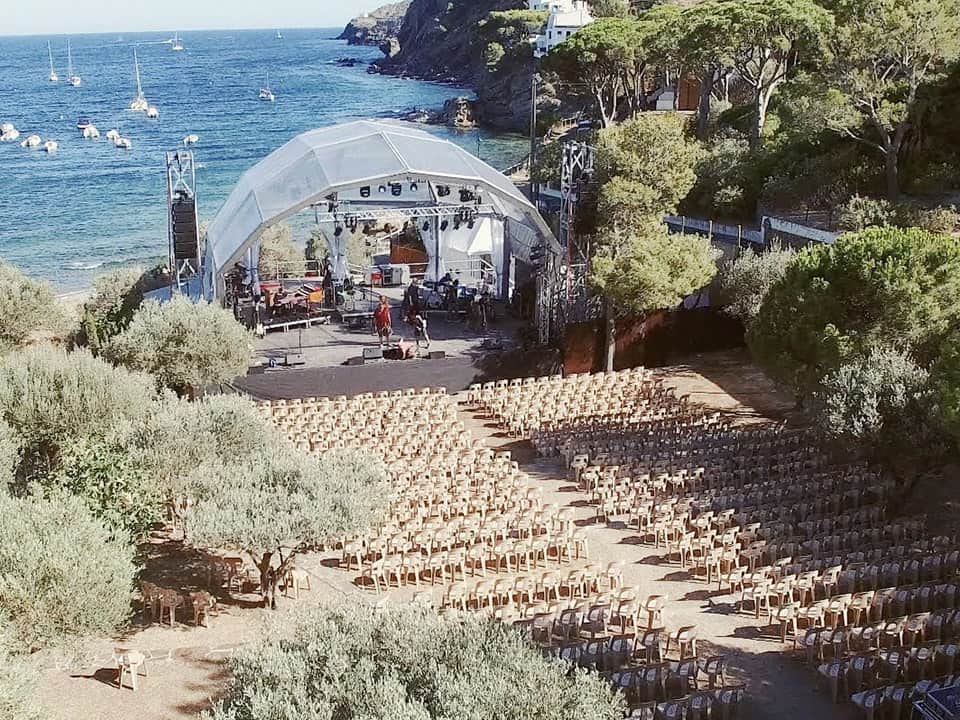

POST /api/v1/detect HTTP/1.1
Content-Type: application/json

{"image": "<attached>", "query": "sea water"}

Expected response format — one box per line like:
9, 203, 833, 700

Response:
0, 29, 527, 290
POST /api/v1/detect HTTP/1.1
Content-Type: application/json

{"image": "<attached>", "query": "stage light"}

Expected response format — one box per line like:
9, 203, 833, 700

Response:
459, 188, 474, 203
363, 222, 375, 235
410, 182, 418, 192
422, 221, 429, 232
436, 185, 450, 197
453, 217, 461, 230
378, 184, 387, 193
390, 182, 402, 197
467, 216, 475, 229
440, 220, 449, 231
360, 186, 370, 198
334, 226, 343, 237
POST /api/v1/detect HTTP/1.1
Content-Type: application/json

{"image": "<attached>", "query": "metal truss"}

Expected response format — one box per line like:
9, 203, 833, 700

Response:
165, 150, 201, 294
311, 203, 499, 224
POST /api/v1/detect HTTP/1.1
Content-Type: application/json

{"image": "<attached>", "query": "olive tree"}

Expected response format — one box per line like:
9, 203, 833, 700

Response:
0, 493, 136, 651
203, 606, 626, 720
0, 345, 156, 475
816, 346, 936, 462
76, 266, 145, 353
718, 243, 795, 325
0, 620, 41, 720
257, 224, 305, 279
104, 296, 252, 396
0, 261, 64, 353
183, 447, 388, 609
748, 226, 960, 398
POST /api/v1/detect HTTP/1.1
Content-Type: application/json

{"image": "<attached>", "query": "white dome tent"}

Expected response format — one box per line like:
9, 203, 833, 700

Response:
203, 120, 558, 300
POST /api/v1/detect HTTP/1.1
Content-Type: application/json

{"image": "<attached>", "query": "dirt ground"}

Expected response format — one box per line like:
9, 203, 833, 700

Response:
37, 350, 857, 720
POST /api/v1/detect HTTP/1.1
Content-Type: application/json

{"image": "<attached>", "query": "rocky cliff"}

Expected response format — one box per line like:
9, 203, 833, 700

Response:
338, 1, 411, 46
373, 0, 550, 132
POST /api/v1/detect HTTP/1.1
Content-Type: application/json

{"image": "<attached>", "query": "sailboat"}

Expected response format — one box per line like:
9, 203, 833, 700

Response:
66, 40, 81, 87
129, 48, 149, 112
171, 33, 184, 51
275, 30, 283, 39
47, 42, 58, 82
259, 72, 275, 102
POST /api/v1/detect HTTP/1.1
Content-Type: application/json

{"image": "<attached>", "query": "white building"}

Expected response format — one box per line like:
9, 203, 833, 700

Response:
531, 1, 594, 58
527, 0, 574, 11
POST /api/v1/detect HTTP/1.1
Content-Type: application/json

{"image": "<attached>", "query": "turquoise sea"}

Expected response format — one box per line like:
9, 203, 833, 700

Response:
0, 29, 527, 290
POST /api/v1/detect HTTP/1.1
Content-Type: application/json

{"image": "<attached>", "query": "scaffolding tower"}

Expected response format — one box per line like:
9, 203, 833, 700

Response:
165, 150, 201, 294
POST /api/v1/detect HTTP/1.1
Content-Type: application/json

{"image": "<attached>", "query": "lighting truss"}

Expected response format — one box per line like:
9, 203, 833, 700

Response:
311, 203, 499, 224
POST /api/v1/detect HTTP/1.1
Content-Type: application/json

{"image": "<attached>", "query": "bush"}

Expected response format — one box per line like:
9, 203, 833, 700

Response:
718, 243, 795, 325
184, 446, 388, 608
76, 266, 145, 353
0, 346, 156, 475
202, 606, 625, 720
933, 329, 960, 446
257, 225, 304, 279
748, 226, 960, 396
0, 493, 136, 651
836, 194, 896, 231
0, 419, 19, 490
0, 619, 41, 720
897, 205, 960, 234
104, 296, 251, 396
816, 346, 935, 460
0, 261, 64, 353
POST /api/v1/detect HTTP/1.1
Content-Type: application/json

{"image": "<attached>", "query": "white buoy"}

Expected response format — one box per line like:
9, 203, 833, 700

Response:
82, 125, 100, 139
105, 129, 120, 141
44, 140, 59, 153
146, 106, 159, 119
183, 133, 199, 145
21, 134, 42, 149
115, 137, 132, 149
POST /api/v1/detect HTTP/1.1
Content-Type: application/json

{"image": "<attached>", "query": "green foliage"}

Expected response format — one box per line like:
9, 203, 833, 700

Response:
816, 346, 935, 458
0, 493, 135, 651
0, 419, 19, 490
203, 605, 625, 720
76, 266, 146, 353
590, 224, 720, 315
748, 226, 960, 395
0, 260, 64, 353
483, 42, 505, 69
594, 112, 702, 217
0, 345, 155, 474
44, 436, 163, 540
257, 224, 305, 278
837, 195, 896, 231
0, 619, 41, 720
104, 296, 251, 396
933, 329, 960, 445
532, 141, 563, 185
719, 243, 795, 325
589, 0, 628, 17
184, 447, 388, 559
897, 205, 960, 235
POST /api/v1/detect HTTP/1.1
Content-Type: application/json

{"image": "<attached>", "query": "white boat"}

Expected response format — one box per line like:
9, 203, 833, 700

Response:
76, 116, 92, 130
44, 140, 58, 153
171, 33, 184, 51
82, 125, 100, 139
105, 129, 120, 141
0, 122, 14, 135
259, 73, 275, 102
276, 30, 282, 39
21, 134, 42, 148
1, 127, 20, 142
183, 133, 199, 145
66, 40, 81, 87
146, 106, 159, 119
129, 49, 149, 112
47, 42, 58, 82
115, 137, 132, 149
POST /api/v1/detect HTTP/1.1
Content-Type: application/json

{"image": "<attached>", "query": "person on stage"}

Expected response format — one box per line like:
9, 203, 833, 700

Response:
374, 295, 392, 347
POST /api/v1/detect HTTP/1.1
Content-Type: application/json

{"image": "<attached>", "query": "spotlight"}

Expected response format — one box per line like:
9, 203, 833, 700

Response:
436, 185, 450, 197
390, 182, 402, 197
378, 184, 387, 193
410, 182, 418, 192
363, 222, 375, 235
422, 221, 429, 232
454, 217, 461, 231
334, 225, 343, 237
440, 220, 449, 231
459, 188, 474, 203
360, 186, 370, 198
467, 215, 475, 230
345, 215, 358, 232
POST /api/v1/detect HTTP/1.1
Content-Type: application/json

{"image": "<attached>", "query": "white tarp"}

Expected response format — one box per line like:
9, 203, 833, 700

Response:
203, 120, 558, 298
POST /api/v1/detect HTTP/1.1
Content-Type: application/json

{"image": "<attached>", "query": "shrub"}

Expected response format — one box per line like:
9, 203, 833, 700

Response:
816, 346, 935, 460
202, 606, 625, 720
0, 493, 136, 651
933, 329, 960, 446
896, 205, 960, 234
0, 261, 64, 352
748, 226, 960, 396
184, 446, 388, 608
836, 194, 895, 231
76, 266, 145, 353
719, 243, 795, 325
0, 419, 19, 490
0, 619, 41, 720
104, 296, 251, 396
257, 224, 304, 279
0, 346, 155, 475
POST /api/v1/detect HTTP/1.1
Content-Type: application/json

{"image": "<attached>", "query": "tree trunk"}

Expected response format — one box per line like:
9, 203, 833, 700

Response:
750, 89, 768, 150
256, 552, 278, 610
885, 151, 900, 201
604, 299, 616, 373
696, 68, 714, 140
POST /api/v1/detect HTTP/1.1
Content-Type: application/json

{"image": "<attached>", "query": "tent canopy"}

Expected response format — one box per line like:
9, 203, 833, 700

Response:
204, 120, 557, 297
